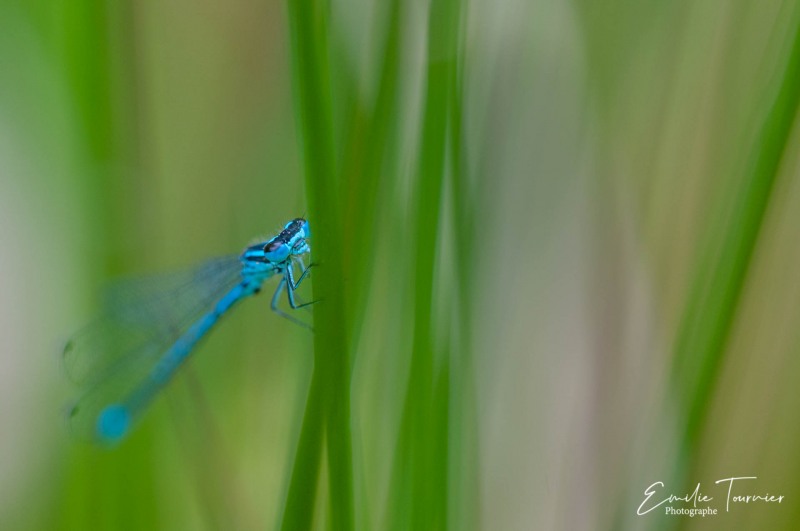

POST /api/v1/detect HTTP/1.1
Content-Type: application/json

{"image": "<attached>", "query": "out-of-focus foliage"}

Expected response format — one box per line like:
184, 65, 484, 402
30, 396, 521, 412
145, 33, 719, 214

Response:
1, 0, 799, 530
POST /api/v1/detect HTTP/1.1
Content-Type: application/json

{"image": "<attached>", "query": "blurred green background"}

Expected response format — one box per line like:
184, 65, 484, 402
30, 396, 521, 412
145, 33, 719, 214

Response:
1, 0, 800, 530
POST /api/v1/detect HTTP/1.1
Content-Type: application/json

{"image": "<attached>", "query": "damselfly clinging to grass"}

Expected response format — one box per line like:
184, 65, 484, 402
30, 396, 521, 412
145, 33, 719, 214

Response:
64, 218, 313, 443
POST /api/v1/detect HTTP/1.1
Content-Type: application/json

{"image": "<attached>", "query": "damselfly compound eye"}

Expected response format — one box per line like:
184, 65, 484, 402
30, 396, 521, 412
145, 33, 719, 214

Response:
265, 240, 283, 252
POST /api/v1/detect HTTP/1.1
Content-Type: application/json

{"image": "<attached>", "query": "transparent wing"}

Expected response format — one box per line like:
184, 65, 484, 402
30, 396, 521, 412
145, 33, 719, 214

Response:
64, 256, 245, 440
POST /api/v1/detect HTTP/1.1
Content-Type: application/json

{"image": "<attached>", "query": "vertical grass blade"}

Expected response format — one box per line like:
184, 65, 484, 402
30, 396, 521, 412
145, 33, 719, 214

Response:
280, 376, 325, 531
672, 7, 800, 470
282, 0, 354, 530
342, 0, 404, 337
389, 0, 464, 528
446, 13, 479, 529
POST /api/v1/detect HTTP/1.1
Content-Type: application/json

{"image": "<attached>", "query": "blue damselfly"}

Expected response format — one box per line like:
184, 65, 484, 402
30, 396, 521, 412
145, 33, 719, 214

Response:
64, 218, 313, 443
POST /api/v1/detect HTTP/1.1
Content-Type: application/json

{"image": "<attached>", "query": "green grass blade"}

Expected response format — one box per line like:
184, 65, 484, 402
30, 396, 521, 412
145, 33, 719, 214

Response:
282, 0, 354, 529
672, 7, 800, 470
389, 0, 464, 527
342, 0, 404, 338
280, 378, 325, 531
446, 12, 479, 529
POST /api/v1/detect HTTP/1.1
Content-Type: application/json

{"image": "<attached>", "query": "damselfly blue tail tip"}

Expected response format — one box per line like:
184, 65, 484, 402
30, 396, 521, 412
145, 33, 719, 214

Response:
96, 404, 131, 443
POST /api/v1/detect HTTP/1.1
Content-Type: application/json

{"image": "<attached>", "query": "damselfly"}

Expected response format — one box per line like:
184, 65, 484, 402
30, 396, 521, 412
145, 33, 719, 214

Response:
64, 218, 313, 443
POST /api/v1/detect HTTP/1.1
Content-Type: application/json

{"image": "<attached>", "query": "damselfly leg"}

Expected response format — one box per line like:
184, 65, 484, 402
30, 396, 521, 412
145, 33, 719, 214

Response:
286, 262, 318, 310
268, 261, 318, 328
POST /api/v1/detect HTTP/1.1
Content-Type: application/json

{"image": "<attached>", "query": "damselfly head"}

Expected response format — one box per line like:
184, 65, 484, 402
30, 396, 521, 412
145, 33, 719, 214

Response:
284, 218, 311, 239
241, 218, 310, 265
280, 218, 309, 239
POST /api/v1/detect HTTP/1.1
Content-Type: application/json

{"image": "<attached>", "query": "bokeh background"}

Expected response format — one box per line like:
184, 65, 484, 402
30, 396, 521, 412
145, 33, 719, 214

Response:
1, 0, 799, 530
